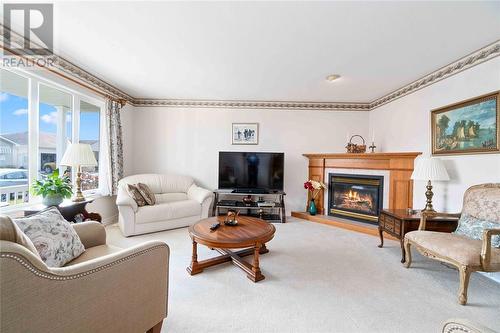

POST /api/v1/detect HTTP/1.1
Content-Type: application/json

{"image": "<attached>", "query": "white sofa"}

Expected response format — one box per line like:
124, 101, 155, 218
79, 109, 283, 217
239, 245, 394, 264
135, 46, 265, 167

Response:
116, 174, 214, 236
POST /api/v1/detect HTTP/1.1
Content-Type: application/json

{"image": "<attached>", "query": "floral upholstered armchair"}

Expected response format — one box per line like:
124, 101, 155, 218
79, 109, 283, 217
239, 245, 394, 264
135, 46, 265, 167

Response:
403, 183, 500, 305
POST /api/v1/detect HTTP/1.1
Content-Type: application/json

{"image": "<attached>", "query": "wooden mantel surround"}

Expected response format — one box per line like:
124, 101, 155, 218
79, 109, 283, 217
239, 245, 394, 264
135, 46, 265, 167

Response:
302, 152, 422, 215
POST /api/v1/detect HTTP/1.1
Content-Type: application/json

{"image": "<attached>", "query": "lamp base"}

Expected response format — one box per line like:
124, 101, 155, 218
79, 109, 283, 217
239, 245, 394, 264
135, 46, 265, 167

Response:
421, 180, 435, 212
72, 168, 85, 202
72, 195, 85, 202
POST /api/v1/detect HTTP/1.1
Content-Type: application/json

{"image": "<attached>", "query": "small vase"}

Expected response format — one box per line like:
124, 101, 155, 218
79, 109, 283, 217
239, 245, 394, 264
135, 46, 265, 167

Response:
308, 199, 317, 216
42, 194, 64, 207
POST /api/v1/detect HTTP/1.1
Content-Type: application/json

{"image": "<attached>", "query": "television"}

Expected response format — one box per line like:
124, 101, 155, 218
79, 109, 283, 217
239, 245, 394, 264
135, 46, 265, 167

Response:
218, 152, 284, 192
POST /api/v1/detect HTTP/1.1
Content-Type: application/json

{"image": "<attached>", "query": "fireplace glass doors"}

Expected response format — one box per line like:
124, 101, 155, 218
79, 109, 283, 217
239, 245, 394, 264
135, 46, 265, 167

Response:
328, 174, 384, 224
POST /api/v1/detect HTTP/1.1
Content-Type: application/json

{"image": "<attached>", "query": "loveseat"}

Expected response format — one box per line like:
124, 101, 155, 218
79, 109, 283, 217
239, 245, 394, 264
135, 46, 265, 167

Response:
116, 173, 214, 236
0, 215, 169, 333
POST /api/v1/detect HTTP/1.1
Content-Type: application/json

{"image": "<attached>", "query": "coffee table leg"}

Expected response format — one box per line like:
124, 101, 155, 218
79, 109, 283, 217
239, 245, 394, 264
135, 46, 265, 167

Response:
248, 244, 265, 282
187, 240, 203, 275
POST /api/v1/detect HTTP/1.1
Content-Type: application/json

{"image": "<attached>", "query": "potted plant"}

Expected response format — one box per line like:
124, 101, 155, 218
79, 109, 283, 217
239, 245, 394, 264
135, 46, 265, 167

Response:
304, 180, 326, 215
31, 169, 73, 206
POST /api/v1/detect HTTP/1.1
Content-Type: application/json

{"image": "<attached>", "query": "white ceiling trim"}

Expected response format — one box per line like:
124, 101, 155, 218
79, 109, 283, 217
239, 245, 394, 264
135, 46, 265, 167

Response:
1, 24, 498, 111
130, 99, 371, 111
370, 40, 500, 109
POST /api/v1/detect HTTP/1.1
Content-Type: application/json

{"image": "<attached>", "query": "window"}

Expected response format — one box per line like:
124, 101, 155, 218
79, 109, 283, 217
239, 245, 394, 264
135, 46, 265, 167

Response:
79, 101, 100, 191
39, 84, 73, 175
0, 69, 104, 209
0, 70, 30, 206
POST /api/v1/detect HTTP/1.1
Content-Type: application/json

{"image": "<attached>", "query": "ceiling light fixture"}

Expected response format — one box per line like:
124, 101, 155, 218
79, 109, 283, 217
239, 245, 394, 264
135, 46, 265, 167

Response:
326, 74, 341, 82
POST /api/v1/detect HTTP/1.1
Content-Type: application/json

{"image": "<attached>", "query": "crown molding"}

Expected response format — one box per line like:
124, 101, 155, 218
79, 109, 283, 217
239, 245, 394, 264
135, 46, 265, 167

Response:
369, 40, 500, 110
1, 23, 498, 112
131, 99, 371, 111
0, 24, 134, 102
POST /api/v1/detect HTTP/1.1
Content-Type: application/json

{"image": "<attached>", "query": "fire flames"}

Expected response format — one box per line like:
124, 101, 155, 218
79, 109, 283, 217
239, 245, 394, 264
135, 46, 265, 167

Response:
347, 189, 360, 201
338, 189, 374, 212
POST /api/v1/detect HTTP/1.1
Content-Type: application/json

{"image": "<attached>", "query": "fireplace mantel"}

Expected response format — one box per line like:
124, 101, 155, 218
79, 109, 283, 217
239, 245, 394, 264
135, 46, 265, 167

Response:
301, 152, 421, 214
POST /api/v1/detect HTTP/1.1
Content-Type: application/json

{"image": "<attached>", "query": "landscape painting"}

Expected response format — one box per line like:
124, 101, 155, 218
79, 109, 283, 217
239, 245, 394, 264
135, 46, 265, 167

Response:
432, 92, 499, 155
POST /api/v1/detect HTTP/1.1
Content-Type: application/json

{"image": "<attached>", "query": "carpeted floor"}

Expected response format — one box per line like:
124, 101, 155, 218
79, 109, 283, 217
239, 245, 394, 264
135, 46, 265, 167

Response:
106, 218, 500, 333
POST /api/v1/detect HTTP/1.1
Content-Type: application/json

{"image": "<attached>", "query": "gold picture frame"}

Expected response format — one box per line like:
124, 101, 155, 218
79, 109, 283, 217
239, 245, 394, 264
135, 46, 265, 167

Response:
431, 91, 499, 155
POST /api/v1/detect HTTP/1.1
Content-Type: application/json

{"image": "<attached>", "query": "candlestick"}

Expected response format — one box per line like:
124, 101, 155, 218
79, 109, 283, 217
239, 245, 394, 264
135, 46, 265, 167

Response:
369, 141, 377, 153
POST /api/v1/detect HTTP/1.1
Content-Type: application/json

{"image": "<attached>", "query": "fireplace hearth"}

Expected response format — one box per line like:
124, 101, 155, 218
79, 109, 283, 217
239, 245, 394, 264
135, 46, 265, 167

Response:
328, 174, 384, 224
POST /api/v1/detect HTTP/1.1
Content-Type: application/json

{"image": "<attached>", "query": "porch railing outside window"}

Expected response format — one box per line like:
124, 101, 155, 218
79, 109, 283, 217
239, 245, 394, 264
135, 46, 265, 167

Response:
0, 68, 104, 209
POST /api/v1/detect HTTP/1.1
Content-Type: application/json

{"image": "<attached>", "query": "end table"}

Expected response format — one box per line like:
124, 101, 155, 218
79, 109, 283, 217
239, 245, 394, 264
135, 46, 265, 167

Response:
23, 199, 102, 223
378, 209, 458, 263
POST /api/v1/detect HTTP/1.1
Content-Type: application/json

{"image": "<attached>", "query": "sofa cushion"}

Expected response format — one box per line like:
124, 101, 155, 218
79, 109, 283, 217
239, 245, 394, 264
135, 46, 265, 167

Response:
0, 214, 41, 260
137, 183, 156, 205
406, 230, 500, 267
158, 174, 194, 194
65, 244, 122, 266
156, 192, 189, 204
135, 200, 201, 224
127, 184, 147, 207
120, 174, 194, 194
13, 207, 85, 267
454, 214, 500, 247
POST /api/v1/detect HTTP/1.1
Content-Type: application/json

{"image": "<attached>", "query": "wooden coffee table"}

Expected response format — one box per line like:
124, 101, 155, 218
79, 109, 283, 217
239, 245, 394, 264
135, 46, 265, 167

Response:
187, 216, 276, 282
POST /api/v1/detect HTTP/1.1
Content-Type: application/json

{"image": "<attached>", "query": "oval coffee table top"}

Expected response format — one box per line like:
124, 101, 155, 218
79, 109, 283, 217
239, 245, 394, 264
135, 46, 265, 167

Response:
189, 216, 275, 248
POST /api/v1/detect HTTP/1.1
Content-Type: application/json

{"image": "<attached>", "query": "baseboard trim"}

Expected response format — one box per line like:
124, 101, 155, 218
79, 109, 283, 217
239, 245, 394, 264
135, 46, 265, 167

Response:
291, 211, 398, 241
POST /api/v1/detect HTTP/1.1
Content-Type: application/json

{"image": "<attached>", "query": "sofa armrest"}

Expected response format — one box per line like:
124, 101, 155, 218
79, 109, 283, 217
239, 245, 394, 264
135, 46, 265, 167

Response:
187, 184, 214, 204
481, 228, 500, 270
442, 318, 498, 333
0, 240, 169, 332
116, 185, 138, 212
49, 240, 168, 276
419, 211, 461, 231
72, 221, 106, 248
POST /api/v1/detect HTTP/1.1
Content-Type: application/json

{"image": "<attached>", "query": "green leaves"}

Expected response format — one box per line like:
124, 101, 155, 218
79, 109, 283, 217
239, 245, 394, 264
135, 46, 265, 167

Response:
31, 169, 73, 199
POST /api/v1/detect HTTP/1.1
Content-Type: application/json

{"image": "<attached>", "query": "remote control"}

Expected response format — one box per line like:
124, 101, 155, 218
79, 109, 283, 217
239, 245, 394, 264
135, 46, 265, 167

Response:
209, 223, 220, 231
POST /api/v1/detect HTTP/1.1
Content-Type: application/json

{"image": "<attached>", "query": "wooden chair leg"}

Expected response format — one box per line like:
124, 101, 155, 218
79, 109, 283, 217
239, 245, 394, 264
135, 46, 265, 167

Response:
458, 266, 471, 305
147, 320, 163, 333
403, 239, 412, 268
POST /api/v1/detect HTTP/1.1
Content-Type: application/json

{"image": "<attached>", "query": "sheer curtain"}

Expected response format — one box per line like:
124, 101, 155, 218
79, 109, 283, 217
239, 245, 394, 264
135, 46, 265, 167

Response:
101, 99, 124, 195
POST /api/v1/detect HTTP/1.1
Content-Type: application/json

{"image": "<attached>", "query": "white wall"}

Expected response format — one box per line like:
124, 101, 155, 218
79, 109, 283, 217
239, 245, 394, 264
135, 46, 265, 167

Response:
369, 58, 500, 212
128, 107, 369, 213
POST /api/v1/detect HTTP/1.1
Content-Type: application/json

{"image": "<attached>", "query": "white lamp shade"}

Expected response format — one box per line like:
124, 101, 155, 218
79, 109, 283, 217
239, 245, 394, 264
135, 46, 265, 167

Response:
60, 143, 98, 167
411, 157, 450, 181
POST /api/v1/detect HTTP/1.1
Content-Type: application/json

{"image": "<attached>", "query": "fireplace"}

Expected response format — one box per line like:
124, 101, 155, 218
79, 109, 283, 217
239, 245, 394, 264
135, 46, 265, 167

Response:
328, 173, 384, 224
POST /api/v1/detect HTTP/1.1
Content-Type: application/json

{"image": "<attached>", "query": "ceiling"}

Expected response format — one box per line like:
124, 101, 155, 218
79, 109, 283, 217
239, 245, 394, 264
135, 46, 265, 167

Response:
47, 1, 500, 102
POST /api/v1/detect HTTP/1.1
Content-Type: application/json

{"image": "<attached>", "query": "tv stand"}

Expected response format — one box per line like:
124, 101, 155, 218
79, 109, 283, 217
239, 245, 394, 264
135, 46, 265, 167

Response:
231, 188, 269, 194
213, 190, 286, 223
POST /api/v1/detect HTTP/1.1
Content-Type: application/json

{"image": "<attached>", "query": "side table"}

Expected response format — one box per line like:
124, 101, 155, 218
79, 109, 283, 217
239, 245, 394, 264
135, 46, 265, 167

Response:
378, 209, 458, 263
23, 199, 102, 223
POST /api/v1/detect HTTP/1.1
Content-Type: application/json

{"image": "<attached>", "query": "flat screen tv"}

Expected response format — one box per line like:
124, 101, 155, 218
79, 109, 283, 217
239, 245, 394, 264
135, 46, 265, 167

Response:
218, 152, 284, 192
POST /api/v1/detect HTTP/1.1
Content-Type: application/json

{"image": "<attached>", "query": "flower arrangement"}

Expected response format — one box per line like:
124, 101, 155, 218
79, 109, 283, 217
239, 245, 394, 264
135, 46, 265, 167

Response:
303, 180, 326, 199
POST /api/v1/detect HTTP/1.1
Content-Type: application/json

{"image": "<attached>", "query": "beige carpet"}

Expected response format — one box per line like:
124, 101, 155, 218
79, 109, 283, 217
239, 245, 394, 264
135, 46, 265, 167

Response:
106, 218, 500, 333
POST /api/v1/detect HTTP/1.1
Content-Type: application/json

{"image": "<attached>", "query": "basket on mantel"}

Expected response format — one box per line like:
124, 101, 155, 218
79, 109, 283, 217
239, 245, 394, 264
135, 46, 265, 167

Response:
346, 135, 367, 153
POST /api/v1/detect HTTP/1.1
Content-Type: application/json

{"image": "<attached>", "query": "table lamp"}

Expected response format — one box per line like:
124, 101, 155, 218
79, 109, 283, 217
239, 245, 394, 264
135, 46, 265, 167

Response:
411, 157, 449, 212
60, 143, 98, 202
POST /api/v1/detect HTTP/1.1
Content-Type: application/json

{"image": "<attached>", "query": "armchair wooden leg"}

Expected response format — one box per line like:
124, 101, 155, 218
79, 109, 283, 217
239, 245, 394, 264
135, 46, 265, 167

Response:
403, 239, 412, 268
458, 266, 471, 305
147, 320, 163, 333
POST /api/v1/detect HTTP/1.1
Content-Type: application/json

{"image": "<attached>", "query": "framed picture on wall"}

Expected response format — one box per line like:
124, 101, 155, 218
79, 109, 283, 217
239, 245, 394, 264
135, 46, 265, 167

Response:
431, 91, 499, 155
232, 123, 259, 145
